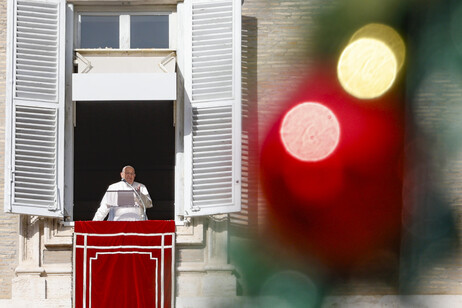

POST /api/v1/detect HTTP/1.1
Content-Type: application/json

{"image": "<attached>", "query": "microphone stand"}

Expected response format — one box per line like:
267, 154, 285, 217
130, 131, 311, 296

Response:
122, 179, 147, 220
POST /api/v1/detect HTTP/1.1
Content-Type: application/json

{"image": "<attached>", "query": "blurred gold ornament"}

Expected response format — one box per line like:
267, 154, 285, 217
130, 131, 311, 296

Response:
350, 23, 406, 70
337, 38, 397, 99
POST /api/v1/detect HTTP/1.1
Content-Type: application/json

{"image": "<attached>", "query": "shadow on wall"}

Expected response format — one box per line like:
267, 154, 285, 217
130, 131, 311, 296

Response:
230, 15, 259, 234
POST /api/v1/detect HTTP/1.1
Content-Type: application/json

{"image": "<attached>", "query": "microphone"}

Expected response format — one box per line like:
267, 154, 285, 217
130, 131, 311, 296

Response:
122, 178, 147, 220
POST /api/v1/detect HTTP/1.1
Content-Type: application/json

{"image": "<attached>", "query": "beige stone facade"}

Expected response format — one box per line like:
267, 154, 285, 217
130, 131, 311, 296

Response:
241, 0, 462, 297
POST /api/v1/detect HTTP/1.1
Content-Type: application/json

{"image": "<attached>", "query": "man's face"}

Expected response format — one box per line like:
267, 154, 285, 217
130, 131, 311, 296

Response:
121, 167, 136, 185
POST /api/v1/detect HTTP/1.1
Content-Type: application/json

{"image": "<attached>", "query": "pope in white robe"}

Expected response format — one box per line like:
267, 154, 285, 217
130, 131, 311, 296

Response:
93, 166, 153, 221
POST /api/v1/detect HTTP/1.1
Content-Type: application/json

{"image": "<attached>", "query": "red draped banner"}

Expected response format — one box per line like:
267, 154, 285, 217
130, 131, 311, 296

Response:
74, 221, 175, 308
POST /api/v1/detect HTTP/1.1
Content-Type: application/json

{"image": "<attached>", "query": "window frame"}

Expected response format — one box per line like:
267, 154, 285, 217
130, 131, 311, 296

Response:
74, 7, 177, 50
65, 5, 183, 224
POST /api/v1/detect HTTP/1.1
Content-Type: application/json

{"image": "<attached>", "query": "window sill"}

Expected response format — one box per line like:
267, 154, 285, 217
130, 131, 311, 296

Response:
75, 48, 176, 54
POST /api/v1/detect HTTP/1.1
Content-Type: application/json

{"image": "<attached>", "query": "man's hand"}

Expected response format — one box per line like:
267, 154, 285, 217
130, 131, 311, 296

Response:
134, 185, 144, 208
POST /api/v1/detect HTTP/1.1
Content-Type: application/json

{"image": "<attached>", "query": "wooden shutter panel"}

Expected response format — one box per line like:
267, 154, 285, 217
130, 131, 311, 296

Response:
184, 0, 241, 216
4, 0, 65, 217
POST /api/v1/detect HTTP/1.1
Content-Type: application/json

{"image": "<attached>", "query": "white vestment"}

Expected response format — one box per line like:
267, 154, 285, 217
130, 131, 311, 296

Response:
93, 180, 153, 221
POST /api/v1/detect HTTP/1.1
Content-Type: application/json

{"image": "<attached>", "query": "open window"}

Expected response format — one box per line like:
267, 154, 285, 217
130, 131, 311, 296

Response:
5, 0, 242, 222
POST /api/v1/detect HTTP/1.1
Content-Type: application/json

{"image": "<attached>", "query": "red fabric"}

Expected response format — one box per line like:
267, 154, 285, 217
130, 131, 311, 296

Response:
74, 221, 175, 308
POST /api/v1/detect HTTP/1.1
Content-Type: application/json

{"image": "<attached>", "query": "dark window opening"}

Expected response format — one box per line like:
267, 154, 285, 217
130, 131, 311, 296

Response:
73, 101, 175, 221
80, 15, 120, 49
131, 15, 169, 48
79, 14, 169, 49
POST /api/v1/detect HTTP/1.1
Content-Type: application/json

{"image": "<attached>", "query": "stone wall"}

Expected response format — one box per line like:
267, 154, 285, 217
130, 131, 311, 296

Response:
240, 0, 462, 297
240, 0, 333, 234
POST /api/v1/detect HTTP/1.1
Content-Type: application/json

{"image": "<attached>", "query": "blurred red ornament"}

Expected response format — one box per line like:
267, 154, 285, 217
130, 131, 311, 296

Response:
280, 102, 341, 162
260, 65, 404, 272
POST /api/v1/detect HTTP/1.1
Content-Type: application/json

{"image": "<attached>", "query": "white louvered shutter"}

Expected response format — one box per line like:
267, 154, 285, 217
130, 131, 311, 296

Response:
4, 0, 65, 217
184, 0, 241, 216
